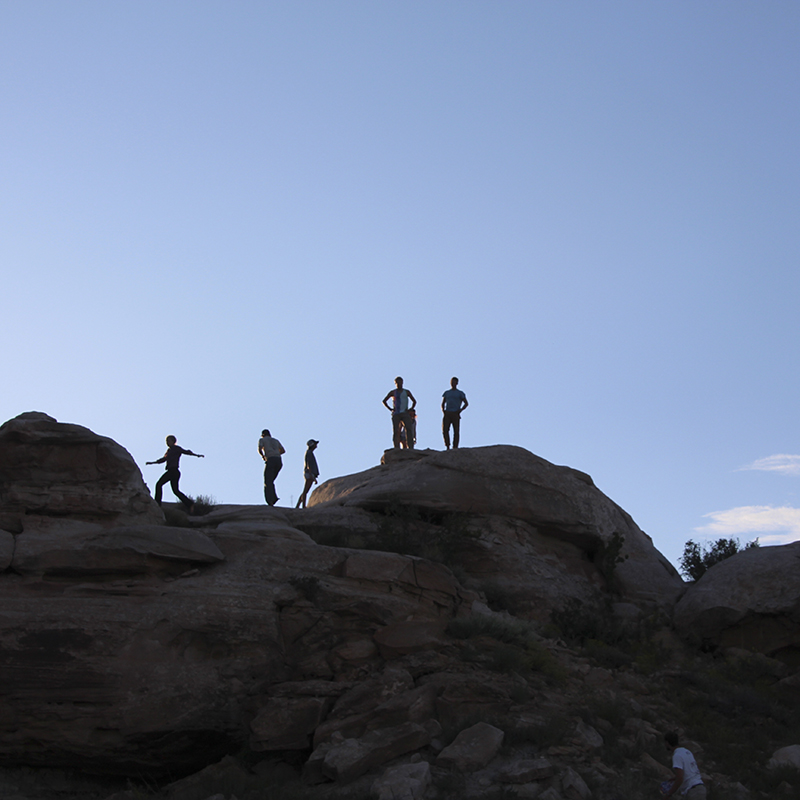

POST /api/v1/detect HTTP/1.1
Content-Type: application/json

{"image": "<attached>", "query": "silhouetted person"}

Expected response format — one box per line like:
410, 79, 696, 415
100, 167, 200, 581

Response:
441, 377, 468, 449
663, 731, 706, 799
146, 435, 204, 511
258, 429, 285, 506
296, 439, 319, 508
382, 376, 417, 449
400, 407, 417, 449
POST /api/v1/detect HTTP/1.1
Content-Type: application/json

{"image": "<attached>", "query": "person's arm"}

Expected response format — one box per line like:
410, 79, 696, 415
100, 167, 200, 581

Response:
279, 443, 286, 455
461, 396, 469, 412
663, 768, 683, 799
382, 391, 394, 411
146, 452, 167, 466
181, 447, 204, 458
407, 391, 417, 410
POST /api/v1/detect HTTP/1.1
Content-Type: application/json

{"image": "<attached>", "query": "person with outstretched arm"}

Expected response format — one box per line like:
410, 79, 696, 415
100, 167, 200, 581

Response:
146, 435, 204, 512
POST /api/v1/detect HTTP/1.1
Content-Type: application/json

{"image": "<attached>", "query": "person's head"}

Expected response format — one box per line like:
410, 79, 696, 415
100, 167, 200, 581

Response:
307, 439, 319, 449
664, 731, 679, 751
451, 377, 459, 388
395, 376, 403, 388
166, 435, 177, 446
262, 429, 270, 437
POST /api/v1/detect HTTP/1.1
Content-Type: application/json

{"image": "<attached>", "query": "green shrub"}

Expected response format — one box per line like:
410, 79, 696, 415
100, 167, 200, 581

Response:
550, 597, 624, 646
679, 537, 759, 581
191, 494, 216, 515
447, 614, 535, 647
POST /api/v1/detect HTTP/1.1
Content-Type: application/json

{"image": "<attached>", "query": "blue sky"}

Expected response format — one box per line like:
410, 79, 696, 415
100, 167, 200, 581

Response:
2, 2, 798, 570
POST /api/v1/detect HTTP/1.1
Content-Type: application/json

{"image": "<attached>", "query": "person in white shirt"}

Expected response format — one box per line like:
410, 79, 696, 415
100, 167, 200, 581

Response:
258, 429, 285, 506
663, 731, 706, 799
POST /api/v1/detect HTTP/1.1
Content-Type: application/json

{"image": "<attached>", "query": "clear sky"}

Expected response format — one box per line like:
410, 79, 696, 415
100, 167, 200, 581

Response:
2, 2, 798, 571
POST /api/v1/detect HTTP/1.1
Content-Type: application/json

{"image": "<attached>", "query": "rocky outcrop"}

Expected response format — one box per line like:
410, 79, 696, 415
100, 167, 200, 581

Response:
674, 541, 800, 663
0, 412, 163, 527
309, 445, 683, 614
1, 413, 800, 800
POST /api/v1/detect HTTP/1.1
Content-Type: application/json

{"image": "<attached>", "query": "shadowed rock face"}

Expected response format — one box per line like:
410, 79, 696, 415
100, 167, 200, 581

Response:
674, 542, 800, 665
308, 446, 683, 610
0, 412, 163, 527
0, 414, 686, 779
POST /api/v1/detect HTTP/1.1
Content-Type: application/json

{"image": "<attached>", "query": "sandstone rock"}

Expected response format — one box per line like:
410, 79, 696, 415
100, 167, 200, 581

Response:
768, 744, 800, 770
640, 752, 674, 780
373, 620, 447, 659
0, 530, 14, 571
162, 755, 251, 800
0, 518, 465, 775
309, 445, 682, 611
12, 521, 224, 577
0, 412, 162, 525
537, 787, 563, 800
320, 721, 432, 783
674, 542, 800, 660
372, 761, 431, 800
572, 719, 603, 749
250, 696, 333, 750
498, 758, 555, 783
436, 721, 504, 771
506, 785, 545, 799
562, 767, 591, 800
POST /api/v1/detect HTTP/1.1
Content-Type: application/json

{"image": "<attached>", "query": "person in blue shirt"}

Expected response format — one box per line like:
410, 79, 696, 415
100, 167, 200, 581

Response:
441, 377, 469, 449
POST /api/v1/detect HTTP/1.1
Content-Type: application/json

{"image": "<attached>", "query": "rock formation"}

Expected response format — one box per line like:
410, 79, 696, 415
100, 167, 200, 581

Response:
674, 541, 800, 663
0, 412, 798, 800
309, 446, 683, 614
0, 412, 163, 528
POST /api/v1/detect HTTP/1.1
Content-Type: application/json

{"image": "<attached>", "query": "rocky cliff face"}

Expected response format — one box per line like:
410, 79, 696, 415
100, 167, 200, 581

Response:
0, 412, 797, 800
310, 446, 683, 614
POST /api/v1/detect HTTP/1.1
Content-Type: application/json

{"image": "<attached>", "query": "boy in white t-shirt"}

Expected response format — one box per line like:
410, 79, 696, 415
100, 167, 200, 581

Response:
663, 731, 706, 799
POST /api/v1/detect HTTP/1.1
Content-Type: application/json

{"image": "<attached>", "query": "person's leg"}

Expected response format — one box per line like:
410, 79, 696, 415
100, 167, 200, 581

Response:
452, 413, 461, 448
169, 469, 193, 510
392, 414, 404, 448
686, 786, 707, 800
442, 413, 451, 449
296, 476, 314, 508
154, 471, 169, 504
264, 457, 282, 505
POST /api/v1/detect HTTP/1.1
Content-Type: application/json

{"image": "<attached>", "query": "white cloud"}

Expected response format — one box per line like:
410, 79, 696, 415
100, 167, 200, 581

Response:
738, 454, 800, 476
695, 505, 800, 545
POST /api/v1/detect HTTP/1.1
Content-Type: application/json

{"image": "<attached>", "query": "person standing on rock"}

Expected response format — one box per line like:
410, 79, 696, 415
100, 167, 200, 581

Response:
441, 377, 468, 449
296, 439, 320, 509
662, 731, 706, 799
258, 429, 285, 506
146, 435, 204, 512
382, 376, 417, 450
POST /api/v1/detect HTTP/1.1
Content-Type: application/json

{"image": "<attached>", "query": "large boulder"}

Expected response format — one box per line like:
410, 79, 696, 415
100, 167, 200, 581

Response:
308, 446, 682, 612
0, 412, 163, 526
674, 542, 800, 663
0, 508, 468, 775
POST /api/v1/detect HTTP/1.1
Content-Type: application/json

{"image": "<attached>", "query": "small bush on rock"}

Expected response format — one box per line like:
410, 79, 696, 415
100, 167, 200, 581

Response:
679, 536, 759, 581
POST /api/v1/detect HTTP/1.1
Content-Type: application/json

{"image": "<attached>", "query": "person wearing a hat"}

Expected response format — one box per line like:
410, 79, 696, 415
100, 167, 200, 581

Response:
296, 439, 320, 509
